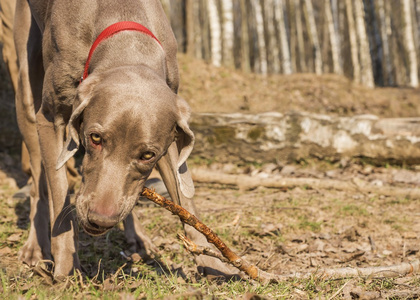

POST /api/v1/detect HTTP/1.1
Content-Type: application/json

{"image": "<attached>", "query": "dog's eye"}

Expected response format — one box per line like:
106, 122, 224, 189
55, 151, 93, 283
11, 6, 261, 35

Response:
90, 133, 102, 145
140, 152, 155, 161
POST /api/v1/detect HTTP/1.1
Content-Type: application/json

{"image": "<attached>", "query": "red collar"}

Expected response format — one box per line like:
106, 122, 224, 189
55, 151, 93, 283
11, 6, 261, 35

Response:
80, 21, 162, 82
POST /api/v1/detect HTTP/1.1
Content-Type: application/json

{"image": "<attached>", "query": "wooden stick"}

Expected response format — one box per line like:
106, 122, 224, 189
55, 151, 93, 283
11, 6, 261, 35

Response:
141, 187, 259, 279
140, 187, 420, 282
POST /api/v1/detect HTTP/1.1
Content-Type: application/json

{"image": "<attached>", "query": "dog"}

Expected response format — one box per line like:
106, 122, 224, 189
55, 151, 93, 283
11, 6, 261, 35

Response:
14, 0, 236, 279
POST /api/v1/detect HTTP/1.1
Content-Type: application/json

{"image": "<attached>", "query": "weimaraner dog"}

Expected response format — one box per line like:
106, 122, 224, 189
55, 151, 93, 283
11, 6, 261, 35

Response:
14, 0, 236, 279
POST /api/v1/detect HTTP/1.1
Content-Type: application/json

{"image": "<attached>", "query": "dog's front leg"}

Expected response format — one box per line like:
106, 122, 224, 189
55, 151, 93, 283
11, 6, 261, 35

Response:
123, 211, 158, 259
36, 97, 80, 279
14, 0, 51, 267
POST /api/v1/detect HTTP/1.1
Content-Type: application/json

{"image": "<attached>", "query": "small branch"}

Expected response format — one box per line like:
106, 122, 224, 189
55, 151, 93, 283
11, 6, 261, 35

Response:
141, 188, 259, 279
141, 187, 420, 282
177, 233, 230, 264
191, 169, 420, 198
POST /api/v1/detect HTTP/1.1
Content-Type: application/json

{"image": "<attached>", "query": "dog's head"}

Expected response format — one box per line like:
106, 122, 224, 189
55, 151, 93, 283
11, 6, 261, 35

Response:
57, 66, 194, 235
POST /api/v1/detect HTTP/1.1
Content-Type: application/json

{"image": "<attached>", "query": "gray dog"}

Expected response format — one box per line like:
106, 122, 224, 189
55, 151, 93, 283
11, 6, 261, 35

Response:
14, 0, 236, 279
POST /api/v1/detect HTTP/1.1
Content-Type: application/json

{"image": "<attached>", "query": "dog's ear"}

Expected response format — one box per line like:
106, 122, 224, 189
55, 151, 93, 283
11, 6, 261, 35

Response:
175, 96, 195, 169
158, 96, 195, 199
56, 76, 98, 170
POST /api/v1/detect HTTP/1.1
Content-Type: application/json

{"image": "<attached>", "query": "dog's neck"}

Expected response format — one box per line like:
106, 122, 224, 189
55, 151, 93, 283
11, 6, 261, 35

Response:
84, 31, 167, 82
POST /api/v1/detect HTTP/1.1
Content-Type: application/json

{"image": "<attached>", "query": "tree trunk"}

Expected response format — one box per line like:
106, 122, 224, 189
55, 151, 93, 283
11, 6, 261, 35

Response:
264, 0, 280, 73
377, 0, 394, 86
294, 0, 307, 72
222, 0, 235, 68
200, 0, 211, 62
353, 0, 374, 88
170, 0, 185, 52
331, 0, 342, 71
322, 3, 331, 73
208, 0, 222, 67
415, 0, 420, 55
193, 1, 203, 59
403, 0, 419, 87
186, 0, 196, 57
365, 0, 383, 86
325, 0, 343, 75
274, 0, 292, 74
303, 0, 322, 75
347, 0, 360, 83
251, 0, 268, 74
288, 0, 298, 73
239, 0, 251, 72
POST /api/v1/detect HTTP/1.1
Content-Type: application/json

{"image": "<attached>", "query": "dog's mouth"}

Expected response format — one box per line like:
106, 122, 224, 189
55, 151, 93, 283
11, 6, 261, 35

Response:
82, 223, 113, 236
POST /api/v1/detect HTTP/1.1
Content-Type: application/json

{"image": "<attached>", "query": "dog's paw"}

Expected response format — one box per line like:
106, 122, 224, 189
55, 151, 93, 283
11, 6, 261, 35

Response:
124, 211, 159, 261
18, 240, 45, 267
196, 255, 242, 280
126, 234, 159, 262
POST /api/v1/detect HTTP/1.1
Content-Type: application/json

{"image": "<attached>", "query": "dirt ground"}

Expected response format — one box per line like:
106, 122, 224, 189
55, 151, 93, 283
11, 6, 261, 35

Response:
0, 54, 419, 298
177, 54, 420, 118
0, 155, 419, 298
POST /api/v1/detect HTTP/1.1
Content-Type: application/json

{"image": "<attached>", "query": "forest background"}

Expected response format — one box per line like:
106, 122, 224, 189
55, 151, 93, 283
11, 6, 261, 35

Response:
162, 0, 420, 89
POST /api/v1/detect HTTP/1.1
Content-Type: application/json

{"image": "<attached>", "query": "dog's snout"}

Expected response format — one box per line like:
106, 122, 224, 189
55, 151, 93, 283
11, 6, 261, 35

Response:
88, 210, 119, 229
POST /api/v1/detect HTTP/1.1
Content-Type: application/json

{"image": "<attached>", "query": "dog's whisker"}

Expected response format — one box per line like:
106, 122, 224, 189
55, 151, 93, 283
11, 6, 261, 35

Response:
56, 204, 77, 230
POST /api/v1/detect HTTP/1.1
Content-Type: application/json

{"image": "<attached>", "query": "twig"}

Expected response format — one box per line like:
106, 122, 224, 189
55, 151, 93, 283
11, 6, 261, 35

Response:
141, 188, 259, 279
327, 279, 352, 300
177, 233, 230, 264
191, 169, 420, 198
368, 236, 376, 254
140, 187, 420, 282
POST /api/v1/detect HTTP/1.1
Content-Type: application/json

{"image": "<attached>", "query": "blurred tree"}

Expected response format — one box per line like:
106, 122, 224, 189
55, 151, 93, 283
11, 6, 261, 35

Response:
274, 0, 292, 74
331, 0, 343, 70
325, 0, 343, 75
303, 0, 322, 75
186, 0, 195, 57
239, 0, 251, 72
208, 0, 222, 67
377, 0, 394, 86
222, 0, 235, 67
200, 0, 211, 62
170, 0, 185, 52
294, 0, 307, 72
159, 0, 420, 88
265, 0, 280, 73
365, 0, 383, 86
354, 0, 374, 88
403, 0, 419, 87
252, 0, 268, 74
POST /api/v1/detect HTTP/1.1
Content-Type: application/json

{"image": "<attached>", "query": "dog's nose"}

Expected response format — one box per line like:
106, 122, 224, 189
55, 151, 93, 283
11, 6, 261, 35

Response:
88, 210, 119, 229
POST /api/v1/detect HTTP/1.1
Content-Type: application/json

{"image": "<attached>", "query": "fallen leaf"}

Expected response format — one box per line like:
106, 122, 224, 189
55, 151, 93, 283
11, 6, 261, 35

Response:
402, 231, 418, 239
103, 278, 117, 291
350, 288, 381, 300
382, 250, 392, 256
238, 293, 268, 300
20, 282, 35, 292
342, 226, 359, 242
0, 247, 12, 256
7, 233, 22, 243
119, 292, 137, 300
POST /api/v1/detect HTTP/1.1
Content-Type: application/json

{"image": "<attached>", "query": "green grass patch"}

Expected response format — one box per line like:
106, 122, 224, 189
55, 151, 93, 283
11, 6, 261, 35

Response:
298, 216, 322, 232
339, 204, 368, 216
